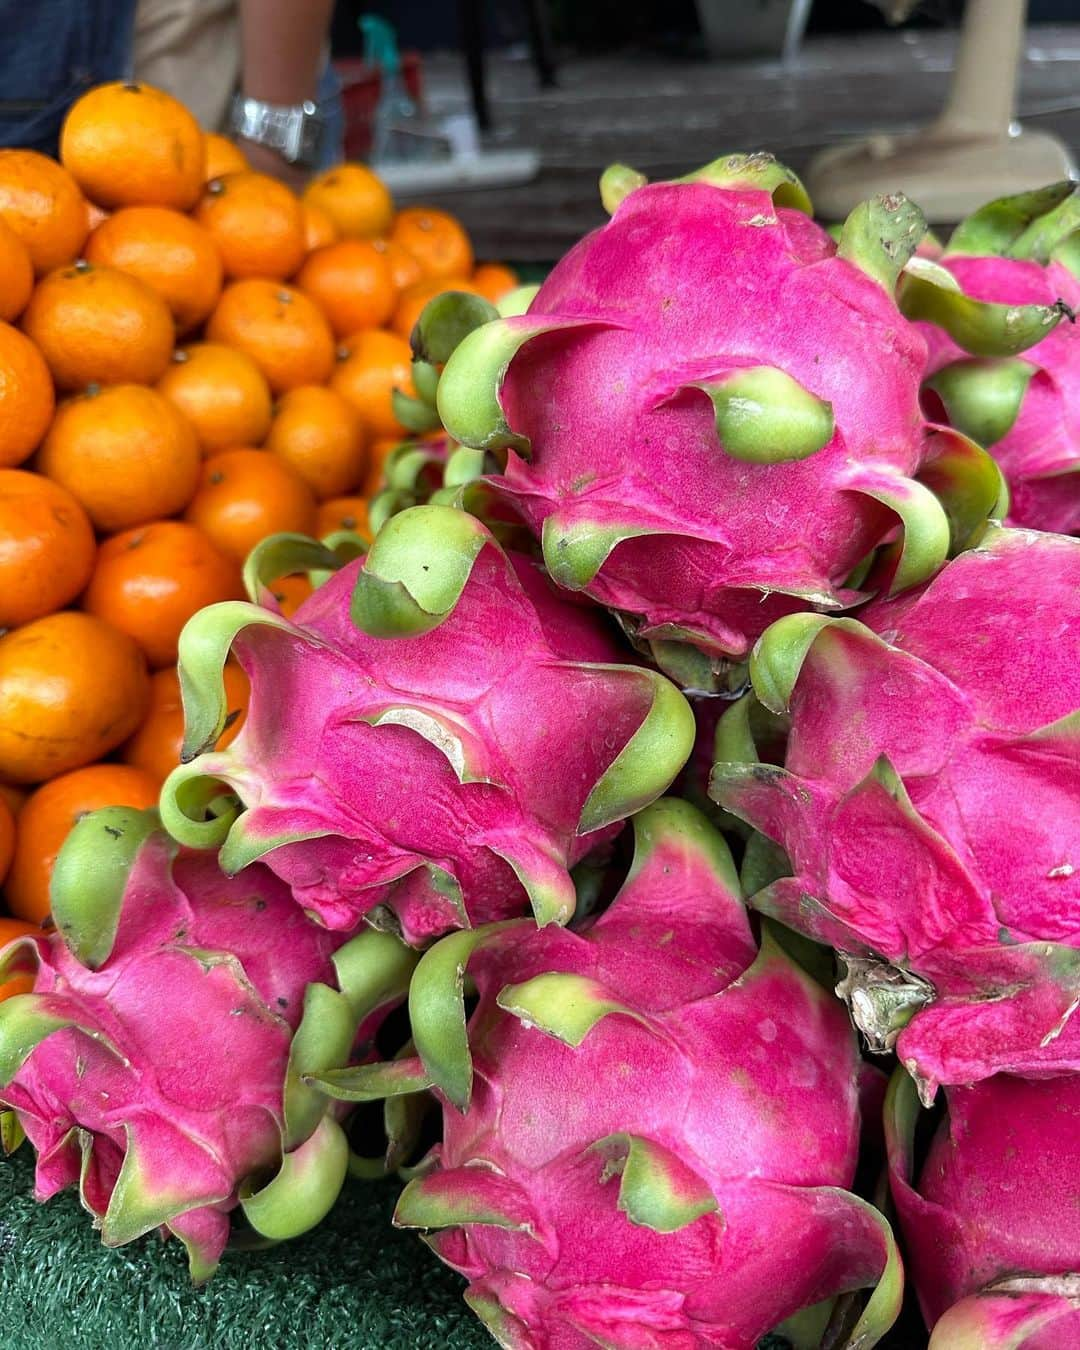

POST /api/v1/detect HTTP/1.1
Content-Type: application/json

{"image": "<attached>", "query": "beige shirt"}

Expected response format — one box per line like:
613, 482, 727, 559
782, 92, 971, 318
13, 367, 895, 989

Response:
133, 0, 240, 132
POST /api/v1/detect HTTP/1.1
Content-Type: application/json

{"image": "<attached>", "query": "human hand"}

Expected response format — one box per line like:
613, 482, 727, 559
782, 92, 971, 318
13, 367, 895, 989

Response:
235, 137, 310, 193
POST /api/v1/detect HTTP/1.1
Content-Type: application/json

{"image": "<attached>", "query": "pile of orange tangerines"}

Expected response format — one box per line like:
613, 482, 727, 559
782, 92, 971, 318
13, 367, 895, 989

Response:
0, 79, 518, 980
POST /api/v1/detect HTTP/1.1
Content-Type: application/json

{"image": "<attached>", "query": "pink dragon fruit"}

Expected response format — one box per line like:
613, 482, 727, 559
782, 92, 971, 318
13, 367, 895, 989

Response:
310, 799, 902, 1348
912, 181, 1080, 535
160, 505, 695, 946
0, 806, 416, 1280
886, 1068, 1080, 1347
711, 526, 1080, 1103
431, 155, 1061, 690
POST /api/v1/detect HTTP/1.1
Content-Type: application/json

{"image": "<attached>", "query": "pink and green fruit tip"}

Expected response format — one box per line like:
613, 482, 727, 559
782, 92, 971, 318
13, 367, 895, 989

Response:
160, 507, 695, 946
0, 806, 417, 1281
886, 1067, 1080, 1348
310, 799, 903, 1349
429, 155, 1063, 692
712, 526, 1080, 1104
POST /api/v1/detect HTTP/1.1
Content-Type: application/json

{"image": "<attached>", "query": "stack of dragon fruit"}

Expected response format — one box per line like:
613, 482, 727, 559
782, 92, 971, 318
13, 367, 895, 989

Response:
1, 157, 1077, 1349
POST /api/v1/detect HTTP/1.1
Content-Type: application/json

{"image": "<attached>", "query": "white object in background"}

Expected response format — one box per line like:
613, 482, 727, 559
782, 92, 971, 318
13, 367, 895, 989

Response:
369, 102, 539, 196
374, 143, 541, 196
695, 0, 812, 60
441, 113, 480, 157
805, 0, 1076, 222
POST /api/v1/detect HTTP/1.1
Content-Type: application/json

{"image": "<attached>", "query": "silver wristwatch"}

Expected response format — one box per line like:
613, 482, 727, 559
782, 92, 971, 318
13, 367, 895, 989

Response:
229, 94, 325, 167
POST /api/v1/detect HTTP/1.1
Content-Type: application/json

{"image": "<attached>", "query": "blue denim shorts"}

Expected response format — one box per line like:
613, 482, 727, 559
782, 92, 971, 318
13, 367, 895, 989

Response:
316, 60, 344, 171
0, 0, 138, 153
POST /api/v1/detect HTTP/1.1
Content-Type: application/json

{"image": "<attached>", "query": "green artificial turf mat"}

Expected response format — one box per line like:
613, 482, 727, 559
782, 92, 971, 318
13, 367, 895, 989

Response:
0, 1147, 488, 1350
0, 1145, 925, 1348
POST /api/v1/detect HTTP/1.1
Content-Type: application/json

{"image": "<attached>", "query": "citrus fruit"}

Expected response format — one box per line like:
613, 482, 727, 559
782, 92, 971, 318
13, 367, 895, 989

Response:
83, 520, 243, 668
296, 238, 397, 338
156, 342, 272, 455
375, 237, 423, 293
472, 261, 520, 303
203, 133, 249, 180
266, 384, 367, 499
207, 279, 334, 393
195, 171, 306, 281
0, 794, 14, 884
38, 383, 201, 532
316, 494, 371, 541
269, 573, 313, 617
60, 81, 205, 210
391, 275, 481, 340
0, 470, 96, 628
365, 437, 409, 496
85, 205, 223, 333
302, 163, 393, 239
0, 612, 150, 783
21, 260, 174, 389
0, 972, 36, 1003
391, 206, 473, 281
0, 321, 54, 467
0, 218, 34, 321
0, 149, 88, 274
0, 784, 27, 817
330, 328, 416, 439
3, 763, 159, 924
184, 447, 317, 560
302, 202, 338, 252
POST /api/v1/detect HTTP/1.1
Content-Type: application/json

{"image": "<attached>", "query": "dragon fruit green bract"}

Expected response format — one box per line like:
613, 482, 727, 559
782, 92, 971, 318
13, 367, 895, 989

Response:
711, 526, 1080, 1102
431, 155, 1053, 690
915, 182, 1080, 535
0, 807, 416, 1280
160, 506, 695, 945
310, 800, 902, 1348
886, 1069, 1080, 1348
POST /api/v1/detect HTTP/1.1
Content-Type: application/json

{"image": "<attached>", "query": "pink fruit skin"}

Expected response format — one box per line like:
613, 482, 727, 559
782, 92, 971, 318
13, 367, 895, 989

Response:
0, 834, 348, 1273
929, 1294, 1080, 1350
488, 183, 935, 660
921, 254, 1080, 535
888, 1073, 1080, 1345
184, 548, 670, 946
714, 528, 1080, 1098
402, 805, 898, 1348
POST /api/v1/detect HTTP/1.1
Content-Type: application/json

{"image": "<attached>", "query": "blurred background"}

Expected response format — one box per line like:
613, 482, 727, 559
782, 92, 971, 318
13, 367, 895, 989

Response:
324, 0, 1080, 260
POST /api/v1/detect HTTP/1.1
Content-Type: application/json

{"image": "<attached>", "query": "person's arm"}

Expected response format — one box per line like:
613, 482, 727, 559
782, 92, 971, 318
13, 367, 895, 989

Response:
239, 0, 334, 105
235, 0, 335, 184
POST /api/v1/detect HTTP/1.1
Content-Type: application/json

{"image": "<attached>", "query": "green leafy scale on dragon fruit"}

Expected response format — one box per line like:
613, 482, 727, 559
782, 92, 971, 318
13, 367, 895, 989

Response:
921, 253, 1080, 535
435, 171, 1006, 692
712, 526, 1080, 1103
160, 509, 694, 946
0, 812, 414, 1281
886, 1068, 1080, 1348
314, 800, 902, 1349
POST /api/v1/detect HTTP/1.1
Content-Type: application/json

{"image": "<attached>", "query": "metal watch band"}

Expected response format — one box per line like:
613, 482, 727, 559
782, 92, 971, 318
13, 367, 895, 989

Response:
229, 95, 325, 166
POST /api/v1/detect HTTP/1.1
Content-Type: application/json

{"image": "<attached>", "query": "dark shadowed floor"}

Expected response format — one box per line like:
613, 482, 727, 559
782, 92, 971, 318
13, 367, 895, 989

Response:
404, 24, 1080, 261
